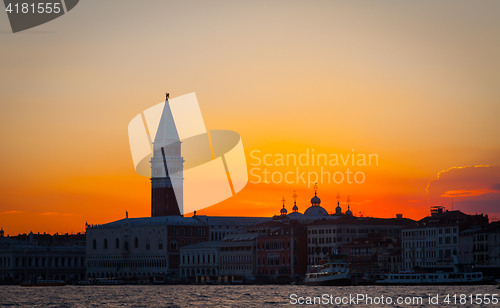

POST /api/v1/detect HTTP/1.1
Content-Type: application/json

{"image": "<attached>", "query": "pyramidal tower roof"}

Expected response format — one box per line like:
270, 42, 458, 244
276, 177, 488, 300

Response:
154, 99, 180, 148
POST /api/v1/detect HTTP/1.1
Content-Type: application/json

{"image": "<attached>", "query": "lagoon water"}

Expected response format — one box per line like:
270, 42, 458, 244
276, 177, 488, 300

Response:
0, 285, 498, 307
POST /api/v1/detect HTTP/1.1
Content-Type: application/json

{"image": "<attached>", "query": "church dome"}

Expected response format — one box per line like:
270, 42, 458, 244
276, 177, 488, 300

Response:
304, 205, 328, 216
311, 195, 321, 205
345, 205, 353, 216
304, 185, 328, 216
292, 204, 298, 212
310, 183, 321, 205
280, 205, 287, 215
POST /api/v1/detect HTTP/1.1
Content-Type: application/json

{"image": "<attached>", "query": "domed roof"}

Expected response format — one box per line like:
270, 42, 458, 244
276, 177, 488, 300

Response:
292, 204, 298, 211
345, 205, 353, 216
304, 205, 329, 216
311, 195, 321, 204
280, 205, 287, 215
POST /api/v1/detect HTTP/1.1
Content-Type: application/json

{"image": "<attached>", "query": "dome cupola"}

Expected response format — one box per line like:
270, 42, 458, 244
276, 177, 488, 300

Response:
310, 183, 321, 205
333, 193, 344, 216
280, 196, 287, 215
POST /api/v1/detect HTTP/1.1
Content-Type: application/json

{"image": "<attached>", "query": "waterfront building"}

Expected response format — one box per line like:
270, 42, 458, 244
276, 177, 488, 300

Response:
0, 231, 85, 284
85, 214, 269, 279
486, 223, 500, 266
458, 227, 479, 263
472, 222, 500, 266
86, 215, 209, 279
307, 215, 412, 267
219, 233, 258, 283
341, 236, 401, 273
402, 206, 489, 270
179, 241, 221, 281
254, 218, 308, 280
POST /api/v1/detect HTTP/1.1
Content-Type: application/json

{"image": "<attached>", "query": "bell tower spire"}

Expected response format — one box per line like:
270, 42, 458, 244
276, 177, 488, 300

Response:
150, 93, 184, 217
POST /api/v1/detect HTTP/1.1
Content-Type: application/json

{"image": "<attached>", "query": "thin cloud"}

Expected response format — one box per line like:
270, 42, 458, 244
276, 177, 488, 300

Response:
441, 189, 496, 198
1, 210, 22, 214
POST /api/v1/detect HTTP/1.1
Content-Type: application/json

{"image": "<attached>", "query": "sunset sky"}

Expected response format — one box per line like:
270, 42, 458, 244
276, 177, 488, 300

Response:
1, 1, 499, 235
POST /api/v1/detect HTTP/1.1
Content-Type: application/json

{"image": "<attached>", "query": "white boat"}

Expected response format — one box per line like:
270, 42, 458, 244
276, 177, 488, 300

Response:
305, 262, 351, 286
377, 256, 493, 286
376, 271, 485, 285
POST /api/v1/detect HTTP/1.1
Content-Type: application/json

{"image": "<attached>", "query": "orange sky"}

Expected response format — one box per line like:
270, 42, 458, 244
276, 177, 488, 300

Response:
1, 1, 500, 235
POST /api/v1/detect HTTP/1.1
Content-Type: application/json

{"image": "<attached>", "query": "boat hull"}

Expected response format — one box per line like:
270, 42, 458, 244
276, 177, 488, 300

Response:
376, 272, 492, 286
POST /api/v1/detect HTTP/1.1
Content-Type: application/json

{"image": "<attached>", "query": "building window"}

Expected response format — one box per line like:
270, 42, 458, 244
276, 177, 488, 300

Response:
135, 237, 139, 248
103, 238, 108, 249
159, 240, 163, 250
115, 238, 120, 249
172, 228, 178, 235
146, 239, 151, 250
181, 228, 185, 236
93, 239, 96, 250
171, 241, 178, 250
189, 228, 193, 236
